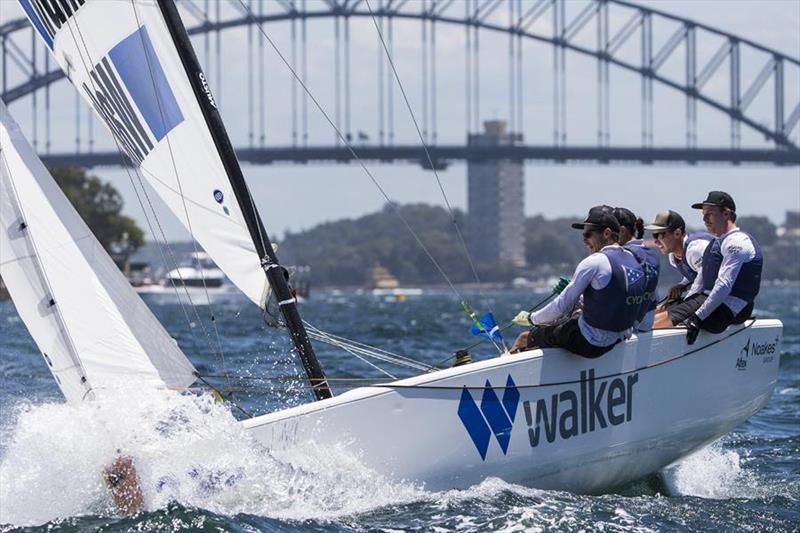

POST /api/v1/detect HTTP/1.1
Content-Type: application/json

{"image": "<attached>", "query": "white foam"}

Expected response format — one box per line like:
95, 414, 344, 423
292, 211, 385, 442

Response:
660, 442, 749, 499
0, 390, 424, 527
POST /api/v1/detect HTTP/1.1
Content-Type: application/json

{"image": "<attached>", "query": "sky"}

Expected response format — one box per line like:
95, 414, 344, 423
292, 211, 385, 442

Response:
1, 0, 799, 242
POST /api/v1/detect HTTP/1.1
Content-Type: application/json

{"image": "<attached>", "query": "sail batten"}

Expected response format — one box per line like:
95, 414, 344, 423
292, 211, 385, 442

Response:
0, 101, 197, 402
21, 0, 332, 401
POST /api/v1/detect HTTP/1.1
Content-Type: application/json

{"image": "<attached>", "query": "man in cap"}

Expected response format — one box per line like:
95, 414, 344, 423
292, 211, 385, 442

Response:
682, 191, 763, 344
510, 206, 646, 358
644, 209, 713, 328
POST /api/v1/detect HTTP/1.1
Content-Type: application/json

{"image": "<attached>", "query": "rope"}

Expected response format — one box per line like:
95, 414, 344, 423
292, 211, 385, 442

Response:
63, 10, 226, 373
375, 319, 758, 391
304, 321, 435, 372
365, 0, 490, 305
233, 0, 468, 304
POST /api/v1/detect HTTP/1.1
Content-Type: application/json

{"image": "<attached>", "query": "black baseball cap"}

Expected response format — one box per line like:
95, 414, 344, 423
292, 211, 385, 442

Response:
571, 205, 620, 232
691, 191, 736, 211
644, 209, 686, 232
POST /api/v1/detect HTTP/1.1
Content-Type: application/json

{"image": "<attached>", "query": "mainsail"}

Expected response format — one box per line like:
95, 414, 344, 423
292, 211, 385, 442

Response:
20, 0, 331, 399
0, 101, 197, 403
18, 0, 268, 307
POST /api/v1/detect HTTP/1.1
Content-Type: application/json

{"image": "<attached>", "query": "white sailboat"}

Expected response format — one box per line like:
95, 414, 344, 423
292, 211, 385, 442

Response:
0, 101, 196, 403
5, 0, 783, 495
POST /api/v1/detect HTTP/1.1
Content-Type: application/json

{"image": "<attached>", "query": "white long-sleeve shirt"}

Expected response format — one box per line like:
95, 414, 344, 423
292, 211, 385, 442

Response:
696, 228, 757, 320
668, 235, 708, 298
530, 245, 633, 347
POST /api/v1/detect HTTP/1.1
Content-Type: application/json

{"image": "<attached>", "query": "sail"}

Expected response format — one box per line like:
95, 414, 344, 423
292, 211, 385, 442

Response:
18, 0, 269, 307
0, 101, 197, 403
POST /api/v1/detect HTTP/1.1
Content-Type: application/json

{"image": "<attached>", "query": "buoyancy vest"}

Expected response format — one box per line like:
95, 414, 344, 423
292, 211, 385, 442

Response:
674, 232, 714, 281
583, 247, 647, 332
623, 240, 661, 318
701, 230, 763, 303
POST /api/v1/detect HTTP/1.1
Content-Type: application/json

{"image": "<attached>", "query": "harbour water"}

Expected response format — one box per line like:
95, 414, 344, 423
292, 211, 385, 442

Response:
1, 286, 798, 531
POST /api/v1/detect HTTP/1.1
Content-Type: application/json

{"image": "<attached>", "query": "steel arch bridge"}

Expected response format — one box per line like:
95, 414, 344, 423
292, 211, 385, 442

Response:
1, 0, 799, 167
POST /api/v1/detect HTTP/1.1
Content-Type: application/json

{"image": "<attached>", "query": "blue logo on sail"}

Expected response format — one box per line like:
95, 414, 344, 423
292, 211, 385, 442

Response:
458, 375, 519, 460
82, 26, 184, 165
109, 26, 184, 142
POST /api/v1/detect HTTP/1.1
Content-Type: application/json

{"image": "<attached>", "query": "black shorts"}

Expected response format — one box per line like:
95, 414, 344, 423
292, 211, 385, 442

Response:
666, 293, 707, 325
700, 301, 754, 333
527, 316, 617, 359
667, 293, 754, 331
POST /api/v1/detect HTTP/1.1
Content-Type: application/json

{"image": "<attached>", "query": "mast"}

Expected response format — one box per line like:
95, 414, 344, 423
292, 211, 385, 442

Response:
156, 0, 331, 400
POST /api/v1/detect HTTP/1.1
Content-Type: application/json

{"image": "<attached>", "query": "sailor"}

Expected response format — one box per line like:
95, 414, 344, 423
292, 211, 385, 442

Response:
612, 207, 660, 331
644, 210, 713, 328
510, 206, 646, 358
683, 191, 763, 344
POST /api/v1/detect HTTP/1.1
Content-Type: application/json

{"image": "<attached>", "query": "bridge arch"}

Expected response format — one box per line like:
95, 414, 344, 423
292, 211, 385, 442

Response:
1, 0, 798, 154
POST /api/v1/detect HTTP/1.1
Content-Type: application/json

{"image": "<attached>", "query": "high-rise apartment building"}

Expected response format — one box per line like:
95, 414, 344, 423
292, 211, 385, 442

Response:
467, 120, 526, 267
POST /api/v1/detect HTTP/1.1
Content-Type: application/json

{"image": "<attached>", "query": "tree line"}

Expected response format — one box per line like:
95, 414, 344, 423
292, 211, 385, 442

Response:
2, 166, 795, 290
279, 203, 798, 286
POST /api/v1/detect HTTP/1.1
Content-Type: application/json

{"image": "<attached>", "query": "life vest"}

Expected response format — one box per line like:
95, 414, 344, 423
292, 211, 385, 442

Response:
701, 231, 763, 303
583, 248, 647, 332
674, 232, 713, 281
623, 240, 660, 319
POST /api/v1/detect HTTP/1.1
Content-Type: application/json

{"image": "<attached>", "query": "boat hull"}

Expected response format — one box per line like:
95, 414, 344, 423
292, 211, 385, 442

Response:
243, 319, 782, 493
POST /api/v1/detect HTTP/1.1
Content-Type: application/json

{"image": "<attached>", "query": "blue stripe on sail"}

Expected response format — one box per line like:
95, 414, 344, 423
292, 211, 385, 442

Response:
109, 26, 183, 141
17, 0, 53, 49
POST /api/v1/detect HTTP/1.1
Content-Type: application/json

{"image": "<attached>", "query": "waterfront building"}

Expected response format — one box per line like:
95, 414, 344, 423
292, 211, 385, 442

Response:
467, 120, 526, 267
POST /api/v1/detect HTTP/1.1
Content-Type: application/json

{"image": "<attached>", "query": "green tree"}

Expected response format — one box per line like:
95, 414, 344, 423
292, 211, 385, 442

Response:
48, 165, 144, 260
737, 215, 777, 246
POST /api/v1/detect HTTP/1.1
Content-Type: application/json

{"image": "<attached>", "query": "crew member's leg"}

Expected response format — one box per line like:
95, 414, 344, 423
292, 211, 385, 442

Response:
732, 302, 755, 324
528, 317, 615, 359
663, 293, 707, 327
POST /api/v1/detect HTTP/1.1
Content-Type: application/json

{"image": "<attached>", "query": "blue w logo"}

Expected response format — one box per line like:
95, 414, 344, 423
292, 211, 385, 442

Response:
457, 375, 520, 460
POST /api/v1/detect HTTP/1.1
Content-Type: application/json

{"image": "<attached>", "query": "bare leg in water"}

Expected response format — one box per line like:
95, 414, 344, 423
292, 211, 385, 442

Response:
104, 454, 144, 515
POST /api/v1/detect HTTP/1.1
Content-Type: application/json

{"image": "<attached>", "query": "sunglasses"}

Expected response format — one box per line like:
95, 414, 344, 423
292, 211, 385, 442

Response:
582, 229, 601, 239
653, 232, 665, 240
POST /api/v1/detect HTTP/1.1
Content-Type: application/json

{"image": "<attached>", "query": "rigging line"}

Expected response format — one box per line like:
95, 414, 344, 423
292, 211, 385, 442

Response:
364, 0, 487, 295
194, 373, 252, 418
130, 1, 230, 386
309, 330, 398, 379
202, 374, 396, 382
62, 25, 203, 353
304, 329, 428, 373
234, 0, 465, 301
303, 320, 436, 370
63, 7, 223, 370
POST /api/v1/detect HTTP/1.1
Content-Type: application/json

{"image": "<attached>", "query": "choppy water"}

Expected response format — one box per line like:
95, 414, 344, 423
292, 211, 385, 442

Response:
1, 286, 798, 531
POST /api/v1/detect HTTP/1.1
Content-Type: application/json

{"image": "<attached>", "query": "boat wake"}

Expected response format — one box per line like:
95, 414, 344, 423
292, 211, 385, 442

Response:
0, 391, 786, 528
0, 390, 423, 527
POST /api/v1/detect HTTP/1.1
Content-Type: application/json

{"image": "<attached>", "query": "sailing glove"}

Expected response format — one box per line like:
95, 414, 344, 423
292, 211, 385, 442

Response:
512, 310, 533, 327
684, 313, 702, 345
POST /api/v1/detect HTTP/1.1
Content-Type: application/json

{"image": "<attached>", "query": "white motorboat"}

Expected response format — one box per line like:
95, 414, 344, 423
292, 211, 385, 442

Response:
135, 251, 243, 305
2, 0, 783, 499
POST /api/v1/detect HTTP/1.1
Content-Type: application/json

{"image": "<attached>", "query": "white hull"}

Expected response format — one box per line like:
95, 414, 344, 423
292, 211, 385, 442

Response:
135, 284, 244, 305
243, 319, 782, 493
